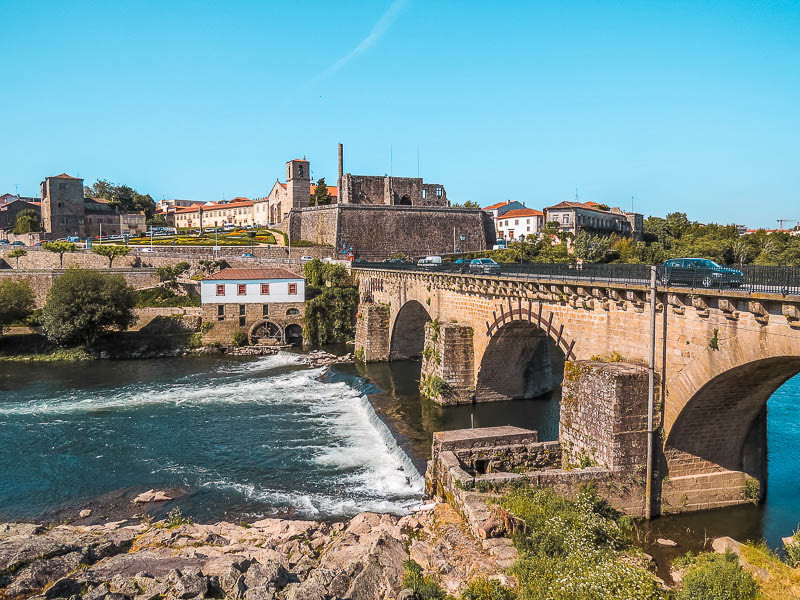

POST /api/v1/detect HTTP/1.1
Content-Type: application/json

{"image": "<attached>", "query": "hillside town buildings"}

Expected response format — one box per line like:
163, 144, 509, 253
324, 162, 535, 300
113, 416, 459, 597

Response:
200, 268, 305, 345
0, 195, 40, 232
39, 174, 146, 239
495, 207, 545, 240
544, 201, 643, 241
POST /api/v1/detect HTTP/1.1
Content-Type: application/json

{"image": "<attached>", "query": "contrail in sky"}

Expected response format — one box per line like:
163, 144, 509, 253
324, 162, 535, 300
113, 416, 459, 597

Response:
308, 0, 408, 85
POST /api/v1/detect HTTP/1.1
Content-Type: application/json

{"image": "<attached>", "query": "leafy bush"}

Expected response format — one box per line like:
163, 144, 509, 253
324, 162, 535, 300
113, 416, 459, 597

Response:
460, 578, 515, 600
0, 280, 34, 331
676, 552, 757, 600
134, 287, 199, 308
41, 270, 135, 347
164, 507, 192, 528
743, 478, 760, 503
402, 560, 449, 600
783, 530, 800, 568
500, 486, 664, 600
231, 331, 249, 347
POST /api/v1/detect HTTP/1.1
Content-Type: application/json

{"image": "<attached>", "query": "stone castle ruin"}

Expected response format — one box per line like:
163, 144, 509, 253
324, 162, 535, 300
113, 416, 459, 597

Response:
262, 144, 494, 259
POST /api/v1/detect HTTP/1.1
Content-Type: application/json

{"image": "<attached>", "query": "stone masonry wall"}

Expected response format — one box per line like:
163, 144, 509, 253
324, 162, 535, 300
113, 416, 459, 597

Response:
0, 246, 333, 271
354, 303, 390, 361
200, 302, 305, 345
559, 360, 651, 473
0, 270, 160, 306
419, 321, 475, 405
289, 205, 495, 259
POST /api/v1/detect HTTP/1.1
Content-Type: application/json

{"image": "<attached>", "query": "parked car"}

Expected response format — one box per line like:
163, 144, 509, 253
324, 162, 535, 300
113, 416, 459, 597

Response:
383, 258, 406, 264
66, 236, 81, 243
140, 247, 156, 253
492, 240, 507, 250
660, 258, 743, 288
11, 241, 25, 247
417, 256, 443, 269
469, 257, 501, 275
241, 252, 256, 258
0, 240, 9, 245
300, 256, 314, 262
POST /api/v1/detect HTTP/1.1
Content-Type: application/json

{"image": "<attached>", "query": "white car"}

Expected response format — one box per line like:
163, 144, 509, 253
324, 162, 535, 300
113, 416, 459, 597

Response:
140, 247, 156, 253
300, 256, 314, 262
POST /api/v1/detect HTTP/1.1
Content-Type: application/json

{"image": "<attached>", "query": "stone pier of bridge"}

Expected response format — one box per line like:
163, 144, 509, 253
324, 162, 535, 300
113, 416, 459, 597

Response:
353, 267, 800, 516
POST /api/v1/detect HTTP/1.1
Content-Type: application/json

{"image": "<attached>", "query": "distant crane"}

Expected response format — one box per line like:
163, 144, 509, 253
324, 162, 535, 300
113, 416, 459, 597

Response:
777, 219, 799, 231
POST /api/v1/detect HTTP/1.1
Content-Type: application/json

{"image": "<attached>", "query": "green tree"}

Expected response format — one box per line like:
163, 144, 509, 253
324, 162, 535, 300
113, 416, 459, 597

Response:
13, 209, 42, 234
309, 178, 331, 206
156, 261, 190, 287
573, 231, 612, 263
8, 248, 26, 269
41, 269, 135, 347
44, 240, 77, 268
87, 179, 157, 220
92, 244, 131, 268
0, 280, 34, 333
451, 200, 481, 208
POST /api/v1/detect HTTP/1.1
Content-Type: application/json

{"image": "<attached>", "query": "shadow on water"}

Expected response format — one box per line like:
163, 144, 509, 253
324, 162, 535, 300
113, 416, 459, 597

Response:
335, 358, 561, 474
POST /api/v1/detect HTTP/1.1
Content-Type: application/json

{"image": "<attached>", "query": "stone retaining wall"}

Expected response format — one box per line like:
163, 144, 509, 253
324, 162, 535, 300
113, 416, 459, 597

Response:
0, 270, 160, 306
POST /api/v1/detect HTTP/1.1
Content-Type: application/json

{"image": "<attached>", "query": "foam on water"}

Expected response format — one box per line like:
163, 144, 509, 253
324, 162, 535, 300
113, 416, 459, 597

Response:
0, 353, 424, 519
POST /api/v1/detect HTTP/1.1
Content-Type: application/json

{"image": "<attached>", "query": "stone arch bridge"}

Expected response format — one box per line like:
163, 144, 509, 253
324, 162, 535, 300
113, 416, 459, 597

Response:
353, 266, 800, 515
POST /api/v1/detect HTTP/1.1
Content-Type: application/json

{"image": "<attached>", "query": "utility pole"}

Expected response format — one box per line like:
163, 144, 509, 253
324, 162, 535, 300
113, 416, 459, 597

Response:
645, 265, 657, 519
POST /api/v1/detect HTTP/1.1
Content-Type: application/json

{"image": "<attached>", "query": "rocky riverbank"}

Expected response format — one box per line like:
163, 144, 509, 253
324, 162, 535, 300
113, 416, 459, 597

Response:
0, 503, 514, 600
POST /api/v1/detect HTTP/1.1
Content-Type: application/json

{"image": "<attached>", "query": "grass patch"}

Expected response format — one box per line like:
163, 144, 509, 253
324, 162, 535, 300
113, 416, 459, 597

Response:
740, 541, 800, 599
675, 551, 757, 600
499, 485, 664, 599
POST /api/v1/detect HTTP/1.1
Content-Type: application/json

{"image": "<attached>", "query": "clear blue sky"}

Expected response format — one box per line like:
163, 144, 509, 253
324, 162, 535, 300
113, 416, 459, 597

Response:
1, 1, 798, 227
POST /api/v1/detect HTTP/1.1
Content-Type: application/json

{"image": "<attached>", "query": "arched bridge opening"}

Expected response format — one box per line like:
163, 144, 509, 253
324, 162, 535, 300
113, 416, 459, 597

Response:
476, 321, 566, 402
390, 300, 431, 360
664, 356, 800, 508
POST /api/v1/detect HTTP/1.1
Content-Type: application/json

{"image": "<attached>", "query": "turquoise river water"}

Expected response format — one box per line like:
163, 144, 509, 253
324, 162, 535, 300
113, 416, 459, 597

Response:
0, 354, 797, 553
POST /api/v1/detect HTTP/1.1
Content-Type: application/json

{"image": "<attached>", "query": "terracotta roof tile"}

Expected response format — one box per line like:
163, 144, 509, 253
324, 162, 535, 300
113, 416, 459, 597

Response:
52, 173, 81, 180
498, 208, 543, 219
203, 268, 303, 281
484, 200, 515, 210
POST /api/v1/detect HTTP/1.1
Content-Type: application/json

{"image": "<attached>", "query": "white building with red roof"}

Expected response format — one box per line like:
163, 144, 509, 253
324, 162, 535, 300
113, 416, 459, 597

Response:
496, 208, 545, 241
200, 268, 305, 345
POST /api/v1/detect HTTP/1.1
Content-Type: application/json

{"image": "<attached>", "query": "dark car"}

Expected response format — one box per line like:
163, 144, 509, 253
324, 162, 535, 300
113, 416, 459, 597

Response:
383, 258, 406, 264
660, 258, 743, 288
10, 241, 25, 247
468, 258, 501, 275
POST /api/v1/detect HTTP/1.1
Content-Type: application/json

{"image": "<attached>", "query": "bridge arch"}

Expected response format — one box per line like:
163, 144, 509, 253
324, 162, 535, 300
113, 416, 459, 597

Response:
476, 320, 566, 401
664, 356, 800, 482
390, 300, 431, 360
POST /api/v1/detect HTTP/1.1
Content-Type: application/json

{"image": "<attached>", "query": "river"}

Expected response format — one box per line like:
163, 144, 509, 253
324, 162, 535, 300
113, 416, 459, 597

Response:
0, 354, 797, 552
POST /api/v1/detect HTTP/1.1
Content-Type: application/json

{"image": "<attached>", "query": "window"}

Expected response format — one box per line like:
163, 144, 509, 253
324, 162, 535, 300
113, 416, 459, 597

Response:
217, 305, 224, 321
286, 307, 300, 315
299, 165, 304, 177
57, 202, 63, 208
237, 284, 246, 295
288, 283, 297, 295
435, 186, 443, 198
422, 189, 427, 199
239, 304, 246, 316
216, 284, 225, 296
514, 220, 519, 225
261, 283, 270, 295
239, 316, 246, 327
262, 304, 269, 317
59, 183, 66, 190
562, 214, 570, 224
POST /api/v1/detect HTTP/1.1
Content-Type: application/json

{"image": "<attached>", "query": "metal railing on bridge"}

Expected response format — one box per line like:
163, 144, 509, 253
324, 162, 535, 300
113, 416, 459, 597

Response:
352, 260, 800, 297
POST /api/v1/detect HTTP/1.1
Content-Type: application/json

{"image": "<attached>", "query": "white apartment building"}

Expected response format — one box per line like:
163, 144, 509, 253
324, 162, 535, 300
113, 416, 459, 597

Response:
496, 208, 544, 240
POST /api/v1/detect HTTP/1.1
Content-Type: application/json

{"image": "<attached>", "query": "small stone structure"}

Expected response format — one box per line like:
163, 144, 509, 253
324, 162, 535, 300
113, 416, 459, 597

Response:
419, 320, 475, 405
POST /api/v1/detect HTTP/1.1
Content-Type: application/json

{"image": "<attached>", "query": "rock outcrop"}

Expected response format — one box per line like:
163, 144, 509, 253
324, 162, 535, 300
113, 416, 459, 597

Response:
0, 503, 508, 600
